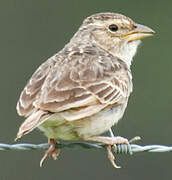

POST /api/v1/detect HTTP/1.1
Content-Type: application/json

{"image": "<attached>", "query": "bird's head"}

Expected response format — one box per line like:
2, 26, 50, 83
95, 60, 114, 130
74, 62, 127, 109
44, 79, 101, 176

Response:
75, 13, 155, 66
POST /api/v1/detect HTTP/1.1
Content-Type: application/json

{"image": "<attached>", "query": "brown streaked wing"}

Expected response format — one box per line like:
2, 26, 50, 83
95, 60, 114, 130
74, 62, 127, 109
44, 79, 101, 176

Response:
17, 57, 56, 116
34, 51, 131, 115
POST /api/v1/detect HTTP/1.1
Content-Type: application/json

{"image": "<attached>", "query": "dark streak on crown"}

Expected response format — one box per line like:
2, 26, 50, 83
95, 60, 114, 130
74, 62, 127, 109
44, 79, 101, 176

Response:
83, 12, 133, 25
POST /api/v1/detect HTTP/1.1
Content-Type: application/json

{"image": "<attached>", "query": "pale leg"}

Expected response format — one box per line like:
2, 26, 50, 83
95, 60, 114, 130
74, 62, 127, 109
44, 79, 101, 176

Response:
84, 136, 129, 168
40, 138, 60, 167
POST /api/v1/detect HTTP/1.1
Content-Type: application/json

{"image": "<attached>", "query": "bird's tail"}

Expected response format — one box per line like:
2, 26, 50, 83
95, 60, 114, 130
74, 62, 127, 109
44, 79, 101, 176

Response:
15, 110, 48, 141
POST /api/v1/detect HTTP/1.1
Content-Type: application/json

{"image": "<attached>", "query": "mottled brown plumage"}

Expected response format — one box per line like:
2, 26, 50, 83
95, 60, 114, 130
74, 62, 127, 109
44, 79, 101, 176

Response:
16, 12, 154, 167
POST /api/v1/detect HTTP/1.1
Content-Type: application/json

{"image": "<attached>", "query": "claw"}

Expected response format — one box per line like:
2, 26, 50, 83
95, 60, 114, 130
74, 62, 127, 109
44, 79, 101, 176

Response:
84, 136, 130, 168
129, 136, 141, 143
107, 145, 121, 168
40, 139, 60, 167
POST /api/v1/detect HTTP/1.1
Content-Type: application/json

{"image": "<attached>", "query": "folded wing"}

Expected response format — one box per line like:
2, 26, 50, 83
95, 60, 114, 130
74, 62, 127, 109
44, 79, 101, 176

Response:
17, 49, 132, 119
16, 49, 132, 139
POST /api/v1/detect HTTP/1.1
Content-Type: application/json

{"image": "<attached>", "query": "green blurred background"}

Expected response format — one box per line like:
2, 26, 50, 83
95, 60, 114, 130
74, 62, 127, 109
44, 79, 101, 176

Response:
0, 0, 172, 179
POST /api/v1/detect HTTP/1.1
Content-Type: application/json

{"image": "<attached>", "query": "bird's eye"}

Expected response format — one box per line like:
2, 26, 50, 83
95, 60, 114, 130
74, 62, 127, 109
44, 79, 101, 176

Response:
108, 24, 118, 32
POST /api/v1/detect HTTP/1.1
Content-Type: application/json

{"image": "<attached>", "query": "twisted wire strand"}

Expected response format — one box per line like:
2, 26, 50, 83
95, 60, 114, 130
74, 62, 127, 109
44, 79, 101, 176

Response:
0, 142, 172, 154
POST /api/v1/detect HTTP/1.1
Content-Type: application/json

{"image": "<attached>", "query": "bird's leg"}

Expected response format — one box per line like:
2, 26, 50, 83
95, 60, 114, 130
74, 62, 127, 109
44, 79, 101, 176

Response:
109, 128, 115, 137
40, 138, 60, 167
84, 136, 129, 168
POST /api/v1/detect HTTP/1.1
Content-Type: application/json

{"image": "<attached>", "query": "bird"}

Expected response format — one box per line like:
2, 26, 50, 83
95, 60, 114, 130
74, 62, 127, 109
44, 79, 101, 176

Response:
16, 12, 154, 168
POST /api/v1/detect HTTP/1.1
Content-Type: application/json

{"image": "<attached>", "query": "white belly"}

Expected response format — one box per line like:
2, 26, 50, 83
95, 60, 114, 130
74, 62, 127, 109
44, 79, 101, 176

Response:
74, 104, 126, 138
39, 103, 127, 140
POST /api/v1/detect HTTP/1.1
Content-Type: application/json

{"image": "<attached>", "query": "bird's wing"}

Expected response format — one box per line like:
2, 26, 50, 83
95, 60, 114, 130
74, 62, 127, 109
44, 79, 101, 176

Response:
33, 50, 132, 116
16, 57, 56, 117
17, 49, 132, 119
16, 50, 132, 139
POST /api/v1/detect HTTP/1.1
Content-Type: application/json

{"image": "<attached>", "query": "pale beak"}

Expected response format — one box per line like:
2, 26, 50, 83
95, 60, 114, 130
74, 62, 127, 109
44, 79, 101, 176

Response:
122, 23, 155, 42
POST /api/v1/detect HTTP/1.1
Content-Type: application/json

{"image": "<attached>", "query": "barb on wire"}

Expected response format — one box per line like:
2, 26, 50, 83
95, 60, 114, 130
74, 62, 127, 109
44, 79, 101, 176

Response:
0, 141, 172, 154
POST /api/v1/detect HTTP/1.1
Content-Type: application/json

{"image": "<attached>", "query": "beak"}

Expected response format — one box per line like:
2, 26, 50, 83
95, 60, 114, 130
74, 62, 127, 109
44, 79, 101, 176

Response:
122, 23, 155, 42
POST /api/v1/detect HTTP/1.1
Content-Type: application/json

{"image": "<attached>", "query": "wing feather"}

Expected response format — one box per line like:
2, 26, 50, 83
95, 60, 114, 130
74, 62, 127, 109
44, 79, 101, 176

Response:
17, 57, 56, 116
17, 47, 132, 121
33, 50, 132, 114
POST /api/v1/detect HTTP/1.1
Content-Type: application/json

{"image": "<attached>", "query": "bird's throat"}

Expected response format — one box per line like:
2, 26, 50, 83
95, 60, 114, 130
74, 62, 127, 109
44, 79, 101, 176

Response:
114, 40, 141, 67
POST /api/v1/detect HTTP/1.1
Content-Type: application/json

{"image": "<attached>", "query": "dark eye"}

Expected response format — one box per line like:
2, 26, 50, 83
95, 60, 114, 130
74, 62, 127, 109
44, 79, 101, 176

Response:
133, 25, 137, 28
108, 24, 118, 32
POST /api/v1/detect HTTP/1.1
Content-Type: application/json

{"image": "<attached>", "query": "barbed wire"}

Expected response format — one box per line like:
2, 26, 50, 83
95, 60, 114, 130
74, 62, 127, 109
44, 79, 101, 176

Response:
0, 141, 172, 154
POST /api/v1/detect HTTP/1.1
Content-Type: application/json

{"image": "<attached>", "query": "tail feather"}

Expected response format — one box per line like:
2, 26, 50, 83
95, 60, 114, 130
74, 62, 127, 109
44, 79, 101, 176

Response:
15, 110, 48, 141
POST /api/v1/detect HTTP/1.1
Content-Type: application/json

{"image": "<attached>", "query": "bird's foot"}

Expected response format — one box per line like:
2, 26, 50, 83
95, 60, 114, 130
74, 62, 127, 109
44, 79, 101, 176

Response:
40, 139, 60, 167
84, 136, 129, 168
106, 136, 129, 168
